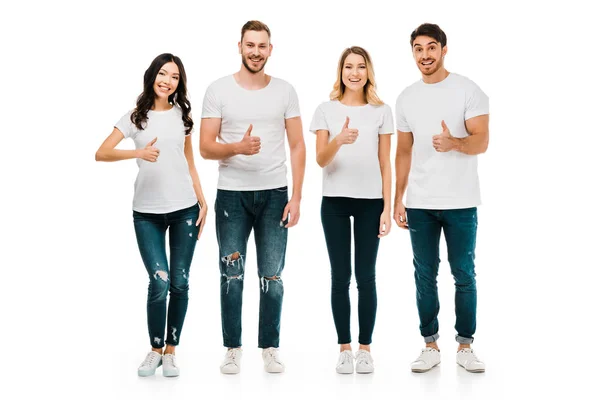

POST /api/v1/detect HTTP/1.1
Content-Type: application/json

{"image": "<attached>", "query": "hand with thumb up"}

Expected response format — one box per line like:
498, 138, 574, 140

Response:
237, 124, 261, 155
335, 117, 359, 145
432, 120, 455, 152
137, 137, 160, 162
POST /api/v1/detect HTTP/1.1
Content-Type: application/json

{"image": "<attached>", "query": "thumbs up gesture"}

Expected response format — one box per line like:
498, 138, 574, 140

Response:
138, 137, 160, 162
335, 117, 359, 145
432, 120, 455, 152
238, 124, 261, 155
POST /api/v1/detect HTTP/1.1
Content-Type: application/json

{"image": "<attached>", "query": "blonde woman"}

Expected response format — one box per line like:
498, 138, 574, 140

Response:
310, 46, 393, 374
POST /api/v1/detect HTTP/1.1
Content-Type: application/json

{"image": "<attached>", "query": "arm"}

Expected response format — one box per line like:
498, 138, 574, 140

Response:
199, 118, 239, 160
378, 134, 392, 237
433, 116, 489, 155
394, 130, 413, 228
184, 135, 208, 239
315, 130, 342, 167
282, 116, 306, 227
456, 114, 489, 155
95, 128, 137, 162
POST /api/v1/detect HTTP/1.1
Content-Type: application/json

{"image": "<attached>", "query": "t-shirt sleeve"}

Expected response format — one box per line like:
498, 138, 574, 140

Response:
309, 104, 328, 134
379, 104, 395, 135
395, 93, 411, 132
201, 84, 222, 118
465, 82, 489, 120
285, 84, 301, 119
115, 110, 136, 139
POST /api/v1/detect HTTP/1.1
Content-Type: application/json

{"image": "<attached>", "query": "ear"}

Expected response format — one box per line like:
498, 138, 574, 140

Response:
442, 45, 448, 57
238, 41, 242, 54
268, 43, 273, 56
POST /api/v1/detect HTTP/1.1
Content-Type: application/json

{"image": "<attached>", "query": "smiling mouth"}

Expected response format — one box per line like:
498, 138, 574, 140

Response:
421, 60, 434, 66
158, 85, 171, 92
349, 79, 361, 83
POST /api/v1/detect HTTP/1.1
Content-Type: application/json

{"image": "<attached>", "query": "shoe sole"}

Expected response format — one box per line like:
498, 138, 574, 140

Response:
356, 369, 374, 374
411, 361, 440, 373
336, 368, 354, 374
457, 363, 485, 373
163, 370, 180, 377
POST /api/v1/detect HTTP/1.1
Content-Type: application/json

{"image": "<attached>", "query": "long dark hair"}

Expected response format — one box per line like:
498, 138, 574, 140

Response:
130, 53, 193, 135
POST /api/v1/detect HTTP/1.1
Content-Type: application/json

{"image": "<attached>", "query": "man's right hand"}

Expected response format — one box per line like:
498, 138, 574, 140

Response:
236, 124, 261, 155
394, 201, 409, 229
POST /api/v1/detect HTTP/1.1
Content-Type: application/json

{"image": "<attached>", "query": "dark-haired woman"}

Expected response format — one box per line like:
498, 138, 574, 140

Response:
95, 53, 207, 377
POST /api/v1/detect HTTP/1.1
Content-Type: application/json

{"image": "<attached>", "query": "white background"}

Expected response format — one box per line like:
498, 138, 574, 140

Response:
2, 0, 598, 399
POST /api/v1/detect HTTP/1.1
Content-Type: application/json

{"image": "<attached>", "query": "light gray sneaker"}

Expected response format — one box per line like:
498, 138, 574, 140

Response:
456, 348, 485, 372
336, 350, 354, 374
355, 350, 374, 374
410, 347, 441, 372
162, 353, 180, 377
262, 347, 285, 373
220, 348, 242, 374
138, 351, 162, 377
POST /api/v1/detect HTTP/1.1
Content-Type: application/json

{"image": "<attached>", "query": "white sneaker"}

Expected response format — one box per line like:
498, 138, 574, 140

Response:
336, 350, 354, 374
456, 348, 485, 372
355, 350, 374, 374
410, 347, 441, 372
220, 348, 242, 374
138, 351, 162, 377
162, 353, 179, 377
262, 347, 285, 373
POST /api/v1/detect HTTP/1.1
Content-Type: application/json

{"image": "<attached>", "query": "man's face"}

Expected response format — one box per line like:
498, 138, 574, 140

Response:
239, 30, 272, 74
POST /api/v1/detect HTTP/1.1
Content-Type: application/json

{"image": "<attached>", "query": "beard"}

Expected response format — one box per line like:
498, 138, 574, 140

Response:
419, 59, 442, 76
242, 55, 267, 74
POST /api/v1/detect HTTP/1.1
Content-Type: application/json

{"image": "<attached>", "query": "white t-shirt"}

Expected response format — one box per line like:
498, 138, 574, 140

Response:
201, 75, 301, 190
115, 106, 197, 213
395, 73, 489, 210
310, 101, 394, 199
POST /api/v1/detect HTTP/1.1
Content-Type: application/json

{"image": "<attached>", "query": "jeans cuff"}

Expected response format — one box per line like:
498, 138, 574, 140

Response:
424, 333, 439, 343
456, 335, 474, 344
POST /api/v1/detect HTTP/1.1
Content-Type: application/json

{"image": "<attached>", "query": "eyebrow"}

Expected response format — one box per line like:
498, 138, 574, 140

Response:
344, 63, 367, 66
160, 69, 179, 76
413, 41, 438, 48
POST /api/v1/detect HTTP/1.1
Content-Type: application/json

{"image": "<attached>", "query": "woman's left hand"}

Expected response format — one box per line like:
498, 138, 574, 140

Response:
378, 211, 392, 238
196, 202, 207, 240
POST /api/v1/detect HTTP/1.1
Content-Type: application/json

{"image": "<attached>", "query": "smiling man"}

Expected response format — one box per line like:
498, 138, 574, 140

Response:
200, 20, 306, 375
393, 23, 490, 373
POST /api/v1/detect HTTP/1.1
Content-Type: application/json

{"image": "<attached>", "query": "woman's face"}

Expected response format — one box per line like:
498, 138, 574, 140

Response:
154, 62, 180, 100
342, 53, 368, 92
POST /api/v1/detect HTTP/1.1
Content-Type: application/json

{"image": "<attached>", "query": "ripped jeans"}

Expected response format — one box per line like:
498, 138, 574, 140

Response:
133, 203, 200, 348
215, 187, 288, 349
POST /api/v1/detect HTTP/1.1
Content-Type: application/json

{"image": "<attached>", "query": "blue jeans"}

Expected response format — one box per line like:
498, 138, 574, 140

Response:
133, 203, 200, 348
406, 208, 478, 344
215, 187, 288, 348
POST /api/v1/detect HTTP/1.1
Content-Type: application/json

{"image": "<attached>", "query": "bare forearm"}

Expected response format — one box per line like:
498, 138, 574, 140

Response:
200, 141, 239, 160
450, 134, 488, 155
95, 149, 139, 162
289, 142, 306, 200
381, 161, 392, 211
316, 139, 342, 167
395, 152, 411, 204
188, 166, 207, 207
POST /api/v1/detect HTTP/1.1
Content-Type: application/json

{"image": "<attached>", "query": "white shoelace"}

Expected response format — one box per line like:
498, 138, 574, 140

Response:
163, 354, 177, 367
264, 349, 281, 365
355, 351, 371, 366
338, 351, 353, 366
140, 352, 160, 368
225, 349, 240, 365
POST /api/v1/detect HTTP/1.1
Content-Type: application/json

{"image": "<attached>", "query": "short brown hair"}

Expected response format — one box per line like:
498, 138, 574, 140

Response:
241, 20, 271, 42
410, 23, 447, 48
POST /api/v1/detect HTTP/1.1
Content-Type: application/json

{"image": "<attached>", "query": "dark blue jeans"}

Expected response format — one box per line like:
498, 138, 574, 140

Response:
321, 197, 383, 345
133, 203, 200, 348
406, 208, 478, 344
215, 187, 288, 349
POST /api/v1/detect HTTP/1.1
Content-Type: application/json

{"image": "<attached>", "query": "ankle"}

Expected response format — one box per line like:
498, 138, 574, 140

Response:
358, 344, 371, 352
426, 342, 439, 351
340, 344, 352, 352
151, 347, 163, 355
457, 344, 471, 352
164, 345, 176, 355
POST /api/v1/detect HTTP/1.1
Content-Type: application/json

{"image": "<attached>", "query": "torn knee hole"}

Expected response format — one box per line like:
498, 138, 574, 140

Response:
221, 252, 244, 267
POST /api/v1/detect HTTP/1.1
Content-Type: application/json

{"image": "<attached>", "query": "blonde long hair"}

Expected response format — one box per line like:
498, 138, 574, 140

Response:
330, 46, 383, 106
